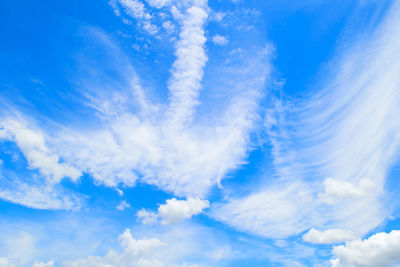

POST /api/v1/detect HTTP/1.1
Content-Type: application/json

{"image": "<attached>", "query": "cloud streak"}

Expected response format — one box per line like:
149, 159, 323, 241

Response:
212, 0, 400, 239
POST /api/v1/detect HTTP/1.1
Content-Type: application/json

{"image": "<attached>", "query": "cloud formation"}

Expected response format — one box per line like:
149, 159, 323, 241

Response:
331, 230, 400, 267
212, 0, 400, 239
138, 198, 209, 225
0, 0, 271, 209
303, 228, 356, 245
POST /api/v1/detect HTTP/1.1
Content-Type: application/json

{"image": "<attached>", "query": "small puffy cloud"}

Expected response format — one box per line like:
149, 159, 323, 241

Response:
303, 228, 356, 244
212, 34, 229, 46
116, 200, 131, 210
137, 198, 209, 225
331, 230, 400, 267
211, 12, 226, 22
158, 198, 210, 225
119, 229, 165, 256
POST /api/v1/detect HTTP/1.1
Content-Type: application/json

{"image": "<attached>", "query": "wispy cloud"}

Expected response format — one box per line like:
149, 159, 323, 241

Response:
0, 0, 271, 209
212, 0, 400, 239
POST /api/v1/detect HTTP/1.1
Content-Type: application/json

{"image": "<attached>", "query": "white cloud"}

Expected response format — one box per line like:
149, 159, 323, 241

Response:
0, 0, 271, 211
211, 182, 316, 238
331, 230, 400, 267
137, 209, 159, 225
0, 183, 82, 210
158, 198, 209, 224
162, 20, 175, 34
115, 188, 124, 196
211, 11, 226, 22
211, 0, 400, 239
116, 200, 131, 210
63, 229, 165, 267
137, 198, 209, 225
38, 6, 270, 199
62, 224, 232, 267
0, 118, 81, 184
303, 228, 356, 244
115, 0, 160, 35
320, 178, 376, 204
212, 34, 229, 46
119, 0, 151, 19
167, 3, 209, 127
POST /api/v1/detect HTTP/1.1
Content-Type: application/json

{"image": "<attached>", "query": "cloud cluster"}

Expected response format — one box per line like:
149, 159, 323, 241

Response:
331, 230, 400, 267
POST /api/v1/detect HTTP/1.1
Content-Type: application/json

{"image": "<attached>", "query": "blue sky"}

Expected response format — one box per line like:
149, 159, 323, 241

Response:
1, 0, 400, 266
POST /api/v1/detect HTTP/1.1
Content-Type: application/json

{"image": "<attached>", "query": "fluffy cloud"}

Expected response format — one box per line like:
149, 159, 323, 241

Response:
212, 34, 229, 46
331, 230, 400, 267
116, 200, 131, 211
61, 224, 232, 267
138, 198, 209, 225
63, 229, 165, 267
303, 228, 356, 244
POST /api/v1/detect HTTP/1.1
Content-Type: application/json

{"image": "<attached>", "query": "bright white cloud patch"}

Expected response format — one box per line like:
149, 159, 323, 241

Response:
0, 118, 81, 184
138, 198, 209, 225
331, 230, 400, 267
303, 228, 356, 244
158, 198, 209, 224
